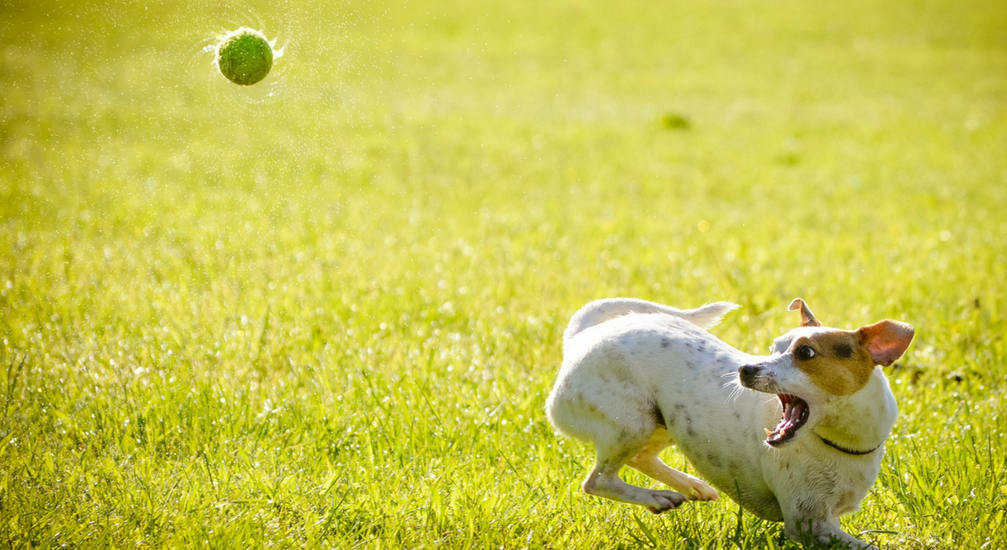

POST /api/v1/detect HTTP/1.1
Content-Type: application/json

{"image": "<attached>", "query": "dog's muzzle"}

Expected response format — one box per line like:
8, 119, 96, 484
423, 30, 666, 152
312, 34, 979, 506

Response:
738, 365, 811, 447
738, 364, 761, 388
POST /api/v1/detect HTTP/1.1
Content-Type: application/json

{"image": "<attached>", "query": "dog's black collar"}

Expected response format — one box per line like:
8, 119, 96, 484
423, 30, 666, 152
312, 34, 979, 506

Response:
814, 432, 882, 456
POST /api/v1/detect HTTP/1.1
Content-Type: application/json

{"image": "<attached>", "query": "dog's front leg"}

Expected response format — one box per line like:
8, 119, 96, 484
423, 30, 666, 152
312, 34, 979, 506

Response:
783, 517, 879, 550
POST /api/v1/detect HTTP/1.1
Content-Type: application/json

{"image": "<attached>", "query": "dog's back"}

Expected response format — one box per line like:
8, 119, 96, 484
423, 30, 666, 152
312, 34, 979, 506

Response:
563, 298, 739, 345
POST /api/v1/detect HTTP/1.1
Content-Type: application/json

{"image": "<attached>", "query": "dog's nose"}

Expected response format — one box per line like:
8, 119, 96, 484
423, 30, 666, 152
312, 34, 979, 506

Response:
738, 365, 760, 384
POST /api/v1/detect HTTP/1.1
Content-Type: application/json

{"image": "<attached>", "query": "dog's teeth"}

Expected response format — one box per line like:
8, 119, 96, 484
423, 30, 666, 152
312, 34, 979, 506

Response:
764, 428, 773, 436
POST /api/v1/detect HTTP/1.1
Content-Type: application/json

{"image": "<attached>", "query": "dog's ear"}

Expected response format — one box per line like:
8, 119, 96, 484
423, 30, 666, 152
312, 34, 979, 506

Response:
858, 320, 915, 366
788, 298, 822, 327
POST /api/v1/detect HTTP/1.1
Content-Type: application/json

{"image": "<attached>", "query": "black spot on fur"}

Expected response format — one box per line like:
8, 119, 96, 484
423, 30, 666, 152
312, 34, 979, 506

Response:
651, 405, 666, 428
685, 415, 696, 437
834, 342, 854, 359
661, 338, 671, 348
707, 452, 723, 468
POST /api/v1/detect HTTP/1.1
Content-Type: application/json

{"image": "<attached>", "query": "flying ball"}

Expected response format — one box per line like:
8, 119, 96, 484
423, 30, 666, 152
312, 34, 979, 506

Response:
216, 27, 273, 85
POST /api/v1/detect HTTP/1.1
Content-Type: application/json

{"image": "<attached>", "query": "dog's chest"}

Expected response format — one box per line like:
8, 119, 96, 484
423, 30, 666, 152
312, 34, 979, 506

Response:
674, 424, 787, 521
690, 450, 785, 520
765, 444, 882, 518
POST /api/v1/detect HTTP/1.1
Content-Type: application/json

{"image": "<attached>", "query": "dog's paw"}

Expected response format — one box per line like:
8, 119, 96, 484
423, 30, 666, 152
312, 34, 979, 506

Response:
646, 491, 687, 514
668, 472, 719, 501
685, 480, 719, 501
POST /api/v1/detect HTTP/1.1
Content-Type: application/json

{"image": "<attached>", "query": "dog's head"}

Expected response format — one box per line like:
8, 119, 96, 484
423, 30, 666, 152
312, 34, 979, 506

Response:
738, 298, 914, 448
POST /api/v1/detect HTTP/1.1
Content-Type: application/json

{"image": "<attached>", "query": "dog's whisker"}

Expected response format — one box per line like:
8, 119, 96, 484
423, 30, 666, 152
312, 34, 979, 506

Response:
726, 387, 744, 404
724, 387, 739, 402
722, 377, 749, 404
722, 376, 739, 388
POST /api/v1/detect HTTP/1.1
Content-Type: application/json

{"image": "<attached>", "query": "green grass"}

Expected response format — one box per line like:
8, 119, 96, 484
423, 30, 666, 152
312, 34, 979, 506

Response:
2, 0, 1006, 547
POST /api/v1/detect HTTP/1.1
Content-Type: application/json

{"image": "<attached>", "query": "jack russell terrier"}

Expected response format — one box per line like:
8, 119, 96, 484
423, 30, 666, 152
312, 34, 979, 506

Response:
546, 297, 914, 548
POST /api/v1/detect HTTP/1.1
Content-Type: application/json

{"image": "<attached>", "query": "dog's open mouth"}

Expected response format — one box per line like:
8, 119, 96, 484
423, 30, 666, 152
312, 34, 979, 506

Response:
765, 394, 809, 446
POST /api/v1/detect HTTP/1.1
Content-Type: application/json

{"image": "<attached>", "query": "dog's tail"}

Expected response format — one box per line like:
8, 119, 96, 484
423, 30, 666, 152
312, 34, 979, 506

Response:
563, 298, 740, 344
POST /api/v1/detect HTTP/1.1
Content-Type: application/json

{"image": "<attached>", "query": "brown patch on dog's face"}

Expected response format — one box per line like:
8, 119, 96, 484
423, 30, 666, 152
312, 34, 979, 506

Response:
789, 330, 876, 396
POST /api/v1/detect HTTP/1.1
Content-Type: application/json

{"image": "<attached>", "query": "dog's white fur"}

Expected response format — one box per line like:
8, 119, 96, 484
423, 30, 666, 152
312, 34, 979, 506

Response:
546, 298, 914, 549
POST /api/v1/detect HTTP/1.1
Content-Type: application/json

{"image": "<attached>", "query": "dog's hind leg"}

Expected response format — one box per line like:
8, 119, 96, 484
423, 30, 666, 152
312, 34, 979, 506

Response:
581, 427, 689, 514
583, 461, 688, 514
626, 429, 719, 501
549, 364, 689, 513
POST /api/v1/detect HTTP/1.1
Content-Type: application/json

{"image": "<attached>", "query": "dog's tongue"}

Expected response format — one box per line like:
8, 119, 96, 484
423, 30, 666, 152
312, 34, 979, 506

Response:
784, 399, 806, 426
765, 395, 809, 445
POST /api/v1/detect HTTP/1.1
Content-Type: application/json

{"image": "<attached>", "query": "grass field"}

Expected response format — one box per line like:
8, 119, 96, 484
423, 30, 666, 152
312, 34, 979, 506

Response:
2, 0, 1007, 547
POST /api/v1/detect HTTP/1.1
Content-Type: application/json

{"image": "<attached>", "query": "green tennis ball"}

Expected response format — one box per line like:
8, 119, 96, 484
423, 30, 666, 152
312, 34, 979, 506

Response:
216, 27, 273, 86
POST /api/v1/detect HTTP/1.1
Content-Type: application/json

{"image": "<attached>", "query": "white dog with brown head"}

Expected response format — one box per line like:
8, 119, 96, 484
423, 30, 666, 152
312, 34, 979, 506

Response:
546, 297, 914, 548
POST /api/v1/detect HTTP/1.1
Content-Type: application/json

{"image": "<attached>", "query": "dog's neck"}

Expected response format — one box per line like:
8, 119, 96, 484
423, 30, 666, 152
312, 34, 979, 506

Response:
813, 369, 898, 455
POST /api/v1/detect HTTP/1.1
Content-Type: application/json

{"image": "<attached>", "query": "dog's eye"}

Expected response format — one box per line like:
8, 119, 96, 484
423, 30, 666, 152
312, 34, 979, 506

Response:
796, 345, 816, 360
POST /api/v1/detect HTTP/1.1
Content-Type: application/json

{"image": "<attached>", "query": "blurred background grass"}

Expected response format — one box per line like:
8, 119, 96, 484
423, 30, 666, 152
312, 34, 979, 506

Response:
1, 0, 1006, 547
